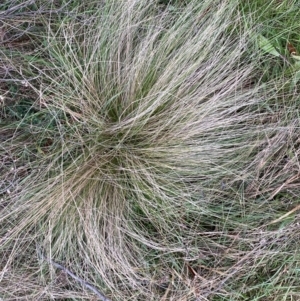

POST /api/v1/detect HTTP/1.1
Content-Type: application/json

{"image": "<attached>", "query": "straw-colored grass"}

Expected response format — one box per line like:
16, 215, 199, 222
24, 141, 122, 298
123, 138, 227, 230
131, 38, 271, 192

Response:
1, 0, 300, 300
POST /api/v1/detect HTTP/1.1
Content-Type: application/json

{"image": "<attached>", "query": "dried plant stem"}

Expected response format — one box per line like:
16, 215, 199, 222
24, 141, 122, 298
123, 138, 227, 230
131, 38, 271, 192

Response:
36, 245, 111, 301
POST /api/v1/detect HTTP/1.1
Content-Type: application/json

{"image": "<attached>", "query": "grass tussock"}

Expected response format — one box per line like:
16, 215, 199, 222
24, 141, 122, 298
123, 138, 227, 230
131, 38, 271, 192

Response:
1, 0, 300, 300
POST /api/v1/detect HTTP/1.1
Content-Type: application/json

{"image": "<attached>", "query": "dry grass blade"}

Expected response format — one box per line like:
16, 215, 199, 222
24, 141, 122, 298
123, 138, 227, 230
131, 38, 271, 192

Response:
36, 244, 112, 301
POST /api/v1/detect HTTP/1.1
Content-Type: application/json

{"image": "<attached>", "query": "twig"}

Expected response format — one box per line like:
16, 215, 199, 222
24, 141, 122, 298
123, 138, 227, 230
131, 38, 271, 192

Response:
36, 244, 111, 301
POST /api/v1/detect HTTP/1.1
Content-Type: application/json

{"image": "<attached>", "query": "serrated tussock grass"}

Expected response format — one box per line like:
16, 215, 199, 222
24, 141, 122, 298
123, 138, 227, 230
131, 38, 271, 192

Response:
1, 0, 300, 300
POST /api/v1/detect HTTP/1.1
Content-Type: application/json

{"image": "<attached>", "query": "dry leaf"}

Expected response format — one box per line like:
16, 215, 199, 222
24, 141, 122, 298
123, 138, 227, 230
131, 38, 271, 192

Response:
287, 42, 297, 55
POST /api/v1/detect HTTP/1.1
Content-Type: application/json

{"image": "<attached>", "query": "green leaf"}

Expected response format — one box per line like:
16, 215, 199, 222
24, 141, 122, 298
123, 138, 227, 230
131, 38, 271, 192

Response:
257, 35, 281, 57
292, 54, 300, 61
292, 70, 300, 86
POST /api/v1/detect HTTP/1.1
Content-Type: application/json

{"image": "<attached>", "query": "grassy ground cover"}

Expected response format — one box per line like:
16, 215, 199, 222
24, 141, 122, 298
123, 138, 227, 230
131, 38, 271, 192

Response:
1, 0, 300, 300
